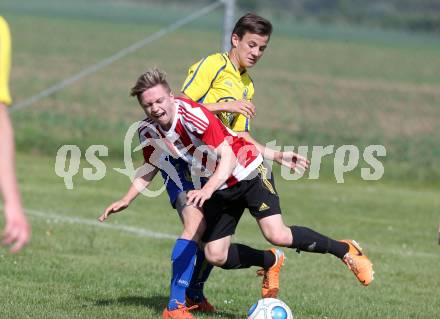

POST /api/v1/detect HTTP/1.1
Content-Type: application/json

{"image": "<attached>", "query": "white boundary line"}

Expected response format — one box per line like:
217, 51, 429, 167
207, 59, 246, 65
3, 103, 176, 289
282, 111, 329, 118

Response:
3, 206, 437, 258
25, 208, 177, 240
10, 0, 223, 112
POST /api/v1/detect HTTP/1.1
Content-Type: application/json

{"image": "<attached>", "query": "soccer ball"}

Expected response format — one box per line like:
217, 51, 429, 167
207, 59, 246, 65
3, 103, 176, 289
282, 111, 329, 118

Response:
247, 298, 294, 319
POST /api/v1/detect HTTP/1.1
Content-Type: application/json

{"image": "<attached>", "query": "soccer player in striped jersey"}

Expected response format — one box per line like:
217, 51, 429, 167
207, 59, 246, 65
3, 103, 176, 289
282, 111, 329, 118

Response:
100, 69, 285, 319
100, 69, 374, 318
0, 16, 30, 253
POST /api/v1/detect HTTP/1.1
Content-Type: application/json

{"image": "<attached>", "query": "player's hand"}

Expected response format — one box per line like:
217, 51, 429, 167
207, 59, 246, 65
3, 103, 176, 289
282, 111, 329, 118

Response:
276, 151, 310, 173
186, 189, 213, 208
2, 203, 31, 253
98, 199, 130, 222
224, 100, 256, 119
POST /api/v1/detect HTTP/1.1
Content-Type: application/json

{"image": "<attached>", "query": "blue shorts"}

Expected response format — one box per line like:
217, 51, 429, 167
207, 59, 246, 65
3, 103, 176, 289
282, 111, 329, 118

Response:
160, 157, 195, 208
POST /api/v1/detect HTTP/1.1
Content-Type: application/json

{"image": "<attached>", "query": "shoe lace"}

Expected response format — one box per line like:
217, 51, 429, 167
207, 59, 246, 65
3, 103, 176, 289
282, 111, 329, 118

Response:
257, 269, 268, 289
256, 268, 278, 290
344, 255, 358, 272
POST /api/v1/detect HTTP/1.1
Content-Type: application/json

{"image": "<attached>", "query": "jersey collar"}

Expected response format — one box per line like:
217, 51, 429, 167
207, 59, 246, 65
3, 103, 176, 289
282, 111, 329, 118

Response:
225, 52, 247, 75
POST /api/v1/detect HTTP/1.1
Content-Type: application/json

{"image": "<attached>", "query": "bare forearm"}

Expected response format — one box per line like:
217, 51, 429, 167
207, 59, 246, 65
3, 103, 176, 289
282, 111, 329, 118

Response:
0, 106, 21, 212
123, 166, 158, 203
179, 93, 222, 114
178, 93, 255, 118
202, 143, 236, 194
237, 131, 281, 162
201, 102, 227, 115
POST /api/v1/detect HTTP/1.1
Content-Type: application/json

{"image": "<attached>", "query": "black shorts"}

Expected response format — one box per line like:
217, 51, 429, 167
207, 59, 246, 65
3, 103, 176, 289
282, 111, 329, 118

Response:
201, 164, 281, 243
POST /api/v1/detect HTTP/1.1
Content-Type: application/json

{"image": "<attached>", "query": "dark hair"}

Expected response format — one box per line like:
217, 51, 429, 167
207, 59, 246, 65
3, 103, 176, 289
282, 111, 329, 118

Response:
232, 13, 272, 40
130, 68, 170, 100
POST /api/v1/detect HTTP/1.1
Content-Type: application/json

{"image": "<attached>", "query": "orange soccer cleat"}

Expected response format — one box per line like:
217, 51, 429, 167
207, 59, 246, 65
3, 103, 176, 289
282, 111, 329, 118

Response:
162, 302, 197, 319
257, 248, 285, 298
340, 240, 374, 286
186, 296, 216, 313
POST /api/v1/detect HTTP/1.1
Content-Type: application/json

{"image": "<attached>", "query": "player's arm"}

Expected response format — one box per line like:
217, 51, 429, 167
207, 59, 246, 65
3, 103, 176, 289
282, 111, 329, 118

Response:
99, 165, 158, 222
0, 105, 31, 253
179, 92, 255, 119
186, 140, 236, 207
237, 131, 309, 172
0, 17, 30, 253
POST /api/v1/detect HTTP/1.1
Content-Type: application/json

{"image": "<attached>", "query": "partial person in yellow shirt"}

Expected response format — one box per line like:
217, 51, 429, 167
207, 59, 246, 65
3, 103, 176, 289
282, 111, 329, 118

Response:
0, 16, 30, 253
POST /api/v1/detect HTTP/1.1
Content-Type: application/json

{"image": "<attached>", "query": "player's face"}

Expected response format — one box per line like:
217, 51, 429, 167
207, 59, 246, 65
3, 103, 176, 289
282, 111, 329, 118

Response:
139, 84, 175, 129
231, 32, 269, 69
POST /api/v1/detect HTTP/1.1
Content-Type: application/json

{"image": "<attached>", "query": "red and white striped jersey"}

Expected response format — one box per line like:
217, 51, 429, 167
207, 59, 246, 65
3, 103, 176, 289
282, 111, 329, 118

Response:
138, 97, 263, 189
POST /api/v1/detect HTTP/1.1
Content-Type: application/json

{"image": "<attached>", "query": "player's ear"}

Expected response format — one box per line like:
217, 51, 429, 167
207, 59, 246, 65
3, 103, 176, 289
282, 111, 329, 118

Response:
231, 33, 240, 48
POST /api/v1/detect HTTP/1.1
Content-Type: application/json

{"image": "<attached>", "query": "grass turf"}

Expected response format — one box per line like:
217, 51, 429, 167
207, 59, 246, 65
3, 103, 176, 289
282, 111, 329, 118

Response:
1, 153, 439, 318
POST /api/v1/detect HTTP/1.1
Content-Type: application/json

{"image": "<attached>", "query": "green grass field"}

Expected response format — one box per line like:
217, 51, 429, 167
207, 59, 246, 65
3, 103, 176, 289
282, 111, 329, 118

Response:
1, 154, 439, 319
1, 0, 439, 318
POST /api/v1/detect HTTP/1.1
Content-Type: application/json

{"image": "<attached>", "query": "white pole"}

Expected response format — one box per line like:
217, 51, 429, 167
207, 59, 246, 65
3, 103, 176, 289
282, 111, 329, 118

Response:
222, 0, 236, 52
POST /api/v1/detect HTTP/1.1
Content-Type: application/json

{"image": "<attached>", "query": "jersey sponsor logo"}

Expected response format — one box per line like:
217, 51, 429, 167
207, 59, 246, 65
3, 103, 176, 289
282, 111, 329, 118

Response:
259, 202, 270, 211
307, 242, 317, 252
243, 87, 249, 99
219, 112, 235, 127
224, 80, 233, 87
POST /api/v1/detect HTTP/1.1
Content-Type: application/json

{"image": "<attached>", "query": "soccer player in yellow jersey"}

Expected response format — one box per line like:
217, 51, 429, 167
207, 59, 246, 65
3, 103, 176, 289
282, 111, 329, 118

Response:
178, 13, 310, 314
181, 13, 308, 169
0, 16, 30, 253
179, 13, 372, 314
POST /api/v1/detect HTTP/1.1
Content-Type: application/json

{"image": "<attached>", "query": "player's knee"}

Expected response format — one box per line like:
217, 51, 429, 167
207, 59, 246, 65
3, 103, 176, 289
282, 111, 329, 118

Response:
263, 227, 292, 246
181, 220, 206, 242
204, 245, 227, 266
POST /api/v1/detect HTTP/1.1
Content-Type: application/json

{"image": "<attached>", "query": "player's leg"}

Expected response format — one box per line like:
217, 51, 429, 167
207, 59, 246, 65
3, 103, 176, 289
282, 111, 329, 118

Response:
201, 194, 284, 298
165, 159, 217, 315
203, 234, 283, 299
258, 215, 374, 285
176, 192, 205, 242
203, 236, 278, 271
258, 215, 349, 256
185, 247, 215, 312
174, 191, 216, 313
167, 192, 206, 308
248, 165, 374, 286
162, 161, 202, 318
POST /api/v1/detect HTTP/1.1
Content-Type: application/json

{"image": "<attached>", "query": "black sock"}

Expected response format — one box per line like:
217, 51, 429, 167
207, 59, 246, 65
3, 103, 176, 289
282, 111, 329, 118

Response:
221, 243, 275, 270
290, 226, 349, 259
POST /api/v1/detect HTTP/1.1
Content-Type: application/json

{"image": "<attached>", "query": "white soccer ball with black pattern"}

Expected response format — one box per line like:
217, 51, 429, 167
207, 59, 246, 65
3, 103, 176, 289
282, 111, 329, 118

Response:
247, 298, 294, 319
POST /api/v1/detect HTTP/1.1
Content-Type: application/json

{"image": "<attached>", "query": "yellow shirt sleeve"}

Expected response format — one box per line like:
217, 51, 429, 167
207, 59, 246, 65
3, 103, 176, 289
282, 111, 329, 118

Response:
0, 16, 12, 106
181, 54, 226, 102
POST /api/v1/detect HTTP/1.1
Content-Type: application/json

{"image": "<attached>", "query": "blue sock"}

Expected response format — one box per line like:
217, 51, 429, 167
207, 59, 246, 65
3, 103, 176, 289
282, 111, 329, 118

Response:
186, 248, 214, 302
168, 239, 198, 310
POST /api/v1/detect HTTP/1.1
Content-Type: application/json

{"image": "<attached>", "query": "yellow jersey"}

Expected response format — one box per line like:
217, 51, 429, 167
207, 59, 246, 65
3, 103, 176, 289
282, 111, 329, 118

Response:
181, 52, 254, 132
0, 16, 12, 106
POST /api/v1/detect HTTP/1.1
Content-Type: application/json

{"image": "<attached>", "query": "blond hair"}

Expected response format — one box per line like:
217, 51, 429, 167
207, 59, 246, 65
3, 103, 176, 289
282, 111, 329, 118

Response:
130, 68, 170, 99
